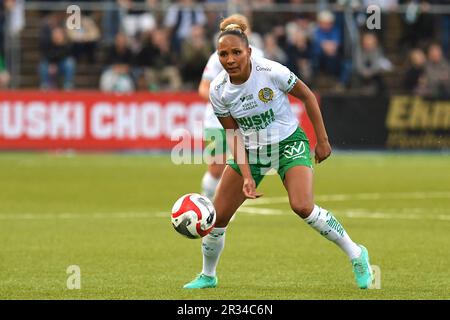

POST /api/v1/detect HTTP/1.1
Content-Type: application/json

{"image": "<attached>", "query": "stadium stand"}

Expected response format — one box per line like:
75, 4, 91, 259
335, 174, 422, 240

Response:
4, 0, 450, 96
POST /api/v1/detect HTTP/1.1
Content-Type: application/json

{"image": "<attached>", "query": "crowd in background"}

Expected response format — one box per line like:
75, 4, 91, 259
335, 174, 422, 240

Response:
0, 0, 449, 98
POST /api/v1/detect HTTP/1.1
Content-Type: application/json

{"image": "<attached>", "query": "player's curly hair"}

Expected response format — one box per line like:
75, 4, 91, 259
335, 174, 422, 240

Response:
218, 14, 249, 46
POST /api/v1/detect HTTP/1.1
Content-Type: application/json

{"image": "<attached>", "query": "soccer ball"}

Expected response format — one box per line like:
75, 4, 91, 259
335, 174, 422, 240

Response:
171, 193, 216, 239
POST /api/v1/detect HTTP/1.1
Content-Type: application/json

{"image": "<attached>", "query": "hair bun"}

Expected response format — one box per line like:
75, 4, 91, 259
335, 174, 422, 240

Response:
223, 23, 243, 32
219, 17, 248, 33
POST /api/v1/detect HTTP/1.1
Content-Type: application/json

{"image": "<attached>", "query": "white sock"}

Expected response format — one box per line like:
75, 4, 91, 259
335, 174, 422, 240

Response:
201, 172, 220, 201
304, 205, 362, 260
201, 227, 226, 277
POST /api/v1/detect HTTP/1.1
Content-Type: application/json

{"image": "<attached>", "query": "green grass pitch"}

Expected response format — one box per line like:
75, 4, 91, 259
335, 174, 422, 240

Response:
0, 152, 449, 299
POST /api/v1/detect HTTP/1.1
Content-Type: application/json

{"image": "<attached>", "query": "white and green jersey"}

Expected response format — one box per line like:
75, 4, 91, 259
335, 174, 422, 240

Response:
202, 46, 264, 129
209, 55, 299, 148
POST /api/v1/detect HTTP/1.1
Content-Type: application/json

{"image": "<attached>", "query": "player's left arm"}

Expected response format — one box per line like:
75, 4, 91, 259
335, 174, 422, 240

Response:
288, 79, 331, 163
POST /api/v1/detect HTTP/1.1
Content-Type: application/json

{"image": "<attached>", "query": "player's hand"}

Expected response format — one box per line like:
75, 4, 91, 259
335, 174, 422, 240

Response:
315, 140, 332, 164
242, 177, 263, 199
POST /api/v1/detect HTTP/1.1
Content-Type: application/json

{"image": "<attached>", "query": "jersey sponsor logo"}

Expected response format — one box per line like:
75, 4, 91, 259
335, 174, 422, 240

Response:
256, 65, 272, 72
283, 141, 306, 159
235, 108, 275, 131
242, 101, 258, 111
240, 94, 254, 102
258, 87, 274, 103
240, 94, 257, 111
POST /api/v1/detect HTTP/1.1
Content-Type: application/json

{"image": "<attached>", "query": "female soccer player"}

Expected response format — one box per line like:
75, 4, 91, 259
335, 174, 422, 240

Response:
199, 14, 263, 201
184, 19, 373, 290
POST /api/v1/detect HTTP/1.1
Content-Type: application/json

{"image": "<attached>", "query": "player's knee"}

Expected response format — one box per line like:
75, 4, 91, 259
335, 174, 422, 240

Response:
209, 163, 226, 178
290, 200, 314, 219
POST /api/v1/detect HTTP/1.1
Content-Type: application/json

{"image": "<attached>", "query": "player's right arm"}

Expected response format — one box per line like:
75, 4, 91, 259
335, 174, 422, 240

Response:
199, 53, 223, 101
198, 79, 211, 101
217, 116, 261, 199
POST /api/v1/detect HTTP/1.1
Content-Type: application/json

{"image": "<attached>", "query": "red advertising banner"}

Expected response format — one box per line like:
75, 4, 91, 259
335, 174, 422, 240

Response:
0, 91, 316, 151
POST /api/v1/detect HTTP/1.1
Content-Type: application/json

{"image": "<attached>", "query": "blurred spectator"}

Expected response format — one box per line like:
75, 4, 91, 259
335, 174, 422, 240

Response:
403, 48, 426, 94
119, 0, 157, 39
433, 0, 450, 59
40, 12, 66, 47
263, 33, 288, 64
134, 28, 182, 91
285, 14, 315, 43
362, 0, 398, 46
203, 5, 223, 41
179, 25, 212, 89
104, 32, 134, 66
442, 14, 450, 59
100, 64, 135, 92
39, 27, 76, 90
355, 32, 392, 94
270, 24, 288, 49
100, 32, 135, 92
0, 0, 25, 44
419, 44, 450, 98
66, 14, 101, 64
312, 10, 343, 80
6, 0, 24, 36
0, 55, 10, 88
248, 30, 264, 52
164, 0, 207, 53
399, 0, 436, 50
285, 30, 313, 85
102, 0, 121, 45
1, 0, 24, 88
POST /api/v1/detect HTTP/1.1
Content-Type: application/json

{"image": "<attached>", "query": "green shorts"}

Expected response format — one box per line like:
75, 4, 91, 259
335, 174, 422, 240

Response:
204, 128, 227, 157
227, 127, 312, 186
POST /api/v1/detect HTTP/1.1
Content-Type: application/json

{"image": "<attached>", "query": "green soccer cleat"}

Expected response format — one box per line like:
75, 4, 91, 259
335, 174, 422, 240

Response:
183, 274, 218, 289
351, 245, 374, 289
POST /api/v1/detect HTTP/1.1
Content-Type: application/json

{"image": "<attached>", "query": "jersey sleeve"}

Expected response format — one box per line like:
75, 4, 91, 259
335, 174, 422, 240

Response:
209, 83, 230, 118
201, 53, 223, 81
272, 62, 298, 93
